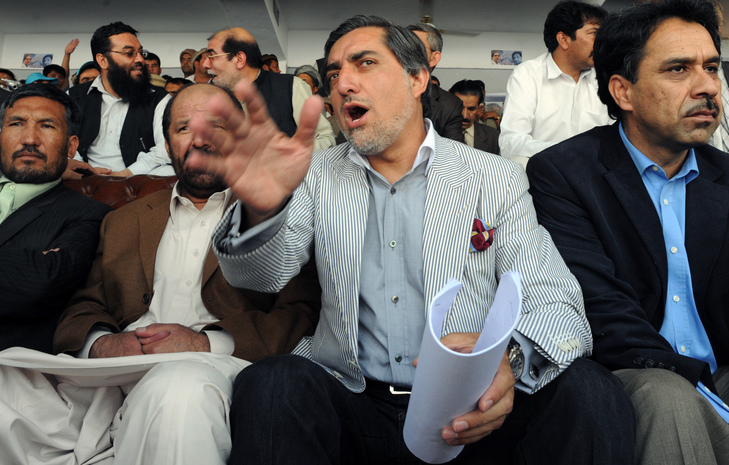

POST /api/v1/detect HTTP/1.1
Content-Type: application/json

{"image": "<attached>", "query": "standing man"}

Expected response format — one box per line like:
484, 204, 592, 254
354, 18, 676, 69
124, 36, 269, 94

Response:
0, 84, 320, 465
190, 15, 634, 465
69, 22, 173, 177
204, 27, 335, 151
0, 85, 111, 353
527, 1, 729, 463
500, 1, 610, 166
180, 47, 196, 79
408, 22, 465, 142
449, 79, 500, 154
191, 48, 211, 83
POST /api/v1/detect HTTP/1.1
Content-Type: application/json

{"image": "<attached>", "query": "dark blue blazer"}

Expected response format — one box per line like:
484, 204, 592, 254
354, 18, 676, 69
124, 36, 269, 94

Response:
527, 123, 729, 390
0, 183, 111, 353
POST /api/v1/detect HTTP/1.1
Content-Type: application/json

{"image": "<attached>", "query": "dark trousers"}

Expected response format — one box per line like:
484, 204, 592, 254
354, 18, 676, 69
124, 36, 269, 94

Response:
228, 355, 635, 465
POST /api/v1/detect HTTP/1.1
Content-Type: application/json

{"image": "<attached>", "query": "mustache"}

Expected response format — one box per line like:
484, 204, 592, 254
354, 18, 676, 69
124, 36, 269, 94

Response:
685, 98, 720, 116
184, 146, 220, 161
12, 145, 47, 161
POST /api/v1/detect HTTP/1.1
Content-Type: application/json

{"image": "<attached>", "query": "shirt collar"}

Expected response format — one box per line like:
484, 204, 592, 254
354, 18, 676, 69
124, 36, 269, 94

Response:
168, 181, 232, 224
546, 52, 595, 83
347, 118, 436, 175
619, 122, 699, 183
89, 75, 117, 99
0, 174, 61, 210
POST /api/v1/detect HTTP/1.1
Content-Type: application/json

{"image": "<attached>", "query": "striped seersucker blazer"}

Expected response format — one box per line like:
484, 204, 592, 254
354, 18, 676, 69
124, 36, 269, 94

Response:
213, 132, 592, 393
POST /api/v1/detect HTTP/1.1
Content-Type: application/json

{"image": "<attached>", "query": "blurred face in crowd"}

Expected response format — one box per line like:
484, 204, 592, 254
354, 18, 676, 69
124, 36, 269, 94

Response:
166, 85, 228, 200
454, 92, 481, 130
0, 96, 76, 183
145, 59, 161, 75
78, 68, 100, 84
264, 60, 281, 74
297, 73, 318, 94
180, 53, 194, 75
165, 81, 185, 96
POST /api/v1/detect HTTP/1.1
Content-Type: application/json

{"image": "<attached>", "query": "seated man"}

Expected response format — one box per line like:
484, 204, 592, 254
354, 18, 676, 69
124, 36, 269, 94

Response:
189, 15, 634, 464
449, 79, 500, 154
0, 84, 111, 353
0, 83, 320, 465
69, 22, 173, 177
527, 1, 729, 463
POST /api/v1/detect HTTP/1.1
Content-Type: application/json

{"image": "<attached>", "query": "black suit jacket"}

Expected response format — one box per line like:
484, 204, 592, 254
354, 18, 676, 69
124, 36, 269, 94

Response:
430, 86, 464, 143
0, 183, 112, 353
473, 122, 500, 155
527, 123, 729, 390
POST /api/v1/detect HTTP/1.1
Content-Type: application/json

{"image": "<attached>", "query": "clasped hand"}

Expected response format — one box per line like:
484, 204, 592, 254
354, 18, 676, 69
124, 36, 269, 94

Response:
89, 324, 210, 358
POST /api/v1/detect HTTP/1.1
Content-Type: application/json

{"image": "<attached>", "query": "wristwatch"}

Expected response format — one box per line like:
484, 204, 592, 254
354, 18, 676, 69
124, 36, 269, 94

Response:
507, 338, 524, 380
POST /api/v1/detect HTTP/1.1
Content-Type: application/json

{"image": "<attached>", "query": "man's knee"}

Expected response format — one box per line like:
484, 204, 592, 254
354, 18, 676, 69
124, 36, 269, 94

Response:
132, 360, 232, 411
553, 358, 633, 412
615, 368, 700, 411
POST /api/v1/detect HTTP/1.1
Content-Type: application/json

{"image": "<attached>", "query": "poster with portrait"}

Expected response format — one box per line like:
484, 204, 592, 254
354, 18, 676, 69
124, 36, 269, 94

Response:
490, 50, 522, 66
22, 53, 53, 68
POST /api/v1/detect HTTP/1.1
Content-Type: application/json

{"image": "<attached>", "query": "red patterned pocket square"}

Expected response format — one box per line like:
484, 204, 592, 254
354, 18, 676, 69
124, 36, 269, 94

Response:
470, 219, 494, 253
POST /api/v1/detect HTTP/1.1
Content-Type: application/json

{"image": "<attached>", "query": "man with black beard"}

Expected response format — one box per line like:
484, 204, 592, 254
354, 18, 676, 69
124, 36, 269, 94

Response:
0, 83, 320, 465
69, 21, 173, 177
0, 84, 112, 353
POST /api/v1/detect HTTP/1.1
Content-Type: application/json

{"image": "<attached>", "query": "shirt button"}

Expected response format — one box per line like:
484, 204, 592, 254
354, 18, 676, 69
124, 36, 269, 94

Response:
391, 296, 399, 303
186, 280, 192, 287
395, 355, 403, 363
193, 249, 200, 256
8, 185, 14, 190
673, 295, 680, 302
663, 199, 669, 205
652, 166, 659, 172
681, 345, 686, 353
390, 187, 396, 195
201, 221, 206, 226
389, 240, 397, 248
670, 247, 678, 254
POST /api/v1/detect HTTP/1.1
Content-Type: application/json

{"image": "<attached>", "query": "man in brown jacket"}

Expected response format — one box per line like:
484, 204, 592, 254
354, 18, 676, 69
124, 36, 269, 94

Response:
0, 84, 320, 465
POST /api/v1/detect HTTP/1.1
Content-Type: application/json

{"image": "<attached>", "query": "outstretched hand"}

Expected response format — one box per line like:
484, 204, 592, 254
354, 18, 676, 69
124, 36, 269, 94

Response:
186, 79, 324, 223
65, 39, 79, 55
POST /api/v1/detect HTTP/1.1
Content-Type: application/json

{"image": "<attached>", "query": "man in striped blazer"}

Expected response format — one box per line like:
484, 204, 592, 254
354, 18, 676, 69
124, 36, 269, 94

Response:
190, 15, 634, 465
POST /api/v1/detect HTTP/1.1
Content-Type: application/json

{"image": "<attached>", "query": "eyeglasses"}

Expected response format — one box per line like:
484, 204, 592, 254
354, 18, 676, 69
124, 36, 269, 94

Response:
108, 49, 148, 59
204, 51, 230, 60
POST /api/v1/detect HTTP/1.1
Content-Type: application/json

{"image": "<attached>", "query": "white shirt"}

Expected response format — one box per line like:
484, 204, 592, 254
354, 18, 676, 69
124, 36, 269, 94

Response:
499, 52, 611, 160
72, 77, 174, 175
78, 183, 234, 357
291, 76, 336, 152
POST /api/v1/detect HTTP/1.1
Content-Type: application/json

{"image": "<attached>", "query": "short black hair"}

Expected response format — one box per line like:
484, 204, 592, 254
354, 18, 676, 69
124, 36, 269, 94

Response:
449, 79, 484, 105
145, 52, 161, 68
0, 69, 16, 81
323, 15, 432, 119
543, 1, 607, 53
43, 64, 66, 79
594, 0, 720, 121
91, 22, 138, 58
162, 83, 242, 144
0, 84, 81, 137
208, 30, 263, 69
261, 54, 278, 67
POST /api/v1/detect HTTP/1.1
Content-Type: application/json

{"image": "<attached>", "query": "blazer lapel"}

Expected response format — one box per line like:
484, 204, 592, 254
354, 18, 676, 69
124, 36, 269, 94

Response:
422, 136, 478, 310
324, 154, 370, 324
138, 190, 172, 291
600, 127, 668, 279
686, 150, 729, 294
0, 183, 64, 248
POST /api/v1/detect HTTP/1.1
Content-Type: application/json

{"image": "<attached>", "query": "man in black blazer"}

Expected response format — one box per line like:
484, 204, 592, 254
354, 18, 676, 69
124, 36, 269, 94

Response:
408, 22, 464, 142
527, 1, 729, 463
0, 85, 111, 354
450, 79, 500, 154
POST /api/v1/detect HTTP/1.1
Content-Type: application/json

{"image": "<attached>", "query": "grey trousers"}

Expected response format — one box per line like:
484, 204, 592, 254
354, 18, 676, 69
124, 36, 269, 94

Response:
614, 366, 729, 465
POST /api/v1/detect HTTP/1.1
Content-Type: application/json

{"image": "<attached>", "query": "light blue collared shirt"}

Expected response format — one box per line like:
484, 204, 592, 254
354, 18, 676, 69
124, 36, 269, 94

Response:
619, 124, 728, 421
